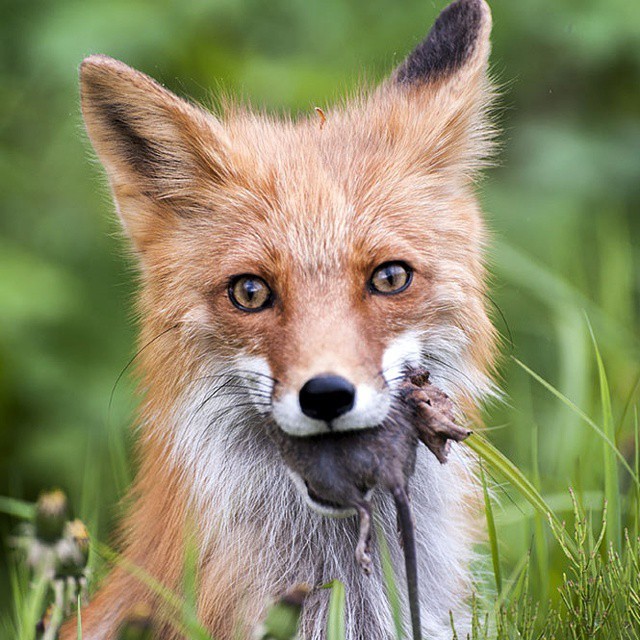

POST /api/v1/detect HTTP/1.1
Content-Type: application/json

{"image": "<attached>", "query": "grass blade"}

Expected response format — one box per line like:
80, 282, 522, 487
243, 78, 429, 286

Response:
513, 357, 639, 489
588, 321, 621, 551
0, 496, 35, 520
480, 463, 502, 594
376, 525, 404, 639
495, 551, 530, 610
634, 408, 639, 538
465, 434, 577, 555
324, 580, 346, 640
531, 423, 549, 603
77, 594, 82, 639
20, 570, 48, 640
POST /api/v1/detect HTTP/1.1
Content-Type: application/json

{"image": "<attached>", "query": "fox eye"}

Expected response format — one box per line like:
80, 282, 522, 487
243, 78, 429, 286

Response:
228, 275, 273, 312
369, 262, 413, 295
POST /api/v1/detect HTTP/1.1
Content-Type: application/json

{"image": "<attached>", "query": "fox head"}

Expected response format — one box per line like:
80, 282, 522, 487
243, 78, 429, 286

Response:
80, 0, 496, 511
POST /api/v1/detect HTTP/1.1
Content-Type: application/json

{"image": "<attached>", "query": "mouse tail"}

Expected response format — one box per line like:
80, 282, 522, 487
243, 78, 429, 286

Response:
392, 485, 422, 640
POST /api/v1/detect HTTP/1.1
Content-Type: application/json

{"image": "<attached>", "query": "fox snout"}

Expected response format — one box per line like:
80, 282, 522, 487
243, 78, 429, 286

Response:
257, 330, 424, 438
270, 373, 391, 438
255, 331, 423, 514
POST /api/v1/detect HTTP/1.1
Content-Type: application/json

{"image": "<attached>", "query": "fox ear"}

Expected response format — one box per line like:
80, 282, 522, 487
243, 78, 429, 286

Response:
386, 0, 494, 178
79, 55, 230, 251
394, 0, 492, 89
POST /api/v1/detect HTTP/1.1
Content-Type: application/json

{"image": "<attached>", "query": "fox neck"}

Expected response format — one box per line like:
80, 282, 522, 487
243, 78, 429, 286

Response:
144, 353, 479, 640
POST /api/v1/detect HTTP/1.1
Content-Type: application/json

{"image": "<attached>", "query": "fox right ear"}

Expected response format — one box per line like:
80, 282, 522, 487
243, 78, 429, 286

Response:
380, 0, 495, 179
80, 55, 230, 251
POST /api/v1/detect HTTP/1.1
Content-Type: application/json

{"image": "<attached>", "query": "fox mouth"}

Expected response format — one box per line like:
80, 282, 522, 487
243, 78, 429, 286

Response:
286, 469, 366, 518
306, 483, 344, 510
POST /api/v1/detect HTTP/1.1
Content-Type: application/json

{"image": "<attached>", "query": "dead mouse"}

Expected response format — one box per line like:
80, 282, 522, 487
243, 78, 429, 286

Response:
265, 367, 471, 640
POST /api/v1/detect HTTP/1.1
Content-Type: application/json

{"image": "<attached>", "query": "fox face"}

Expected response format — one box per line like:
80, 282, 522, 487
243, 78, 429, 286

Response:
75, 1, 498, 638
80, 14, 495, 425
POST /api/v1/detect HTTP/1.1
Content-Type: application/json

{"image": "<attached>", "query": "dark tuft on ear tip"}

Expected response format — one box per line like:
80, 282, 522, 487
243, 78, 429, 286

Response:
395, 0, 490, 85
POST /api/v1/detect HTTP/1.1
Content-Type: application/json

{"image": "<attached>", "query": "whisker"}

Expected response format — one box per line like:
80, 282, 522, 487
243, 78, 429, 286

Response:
231, 369, 280, 384
198, 400, 271, 421
199, 376, 272, 395
108, 323, 180, 415
469, 283, 514, 353
384, 373, 409, 385
190, 380, 272, 396
213, 391, 272, 400
192, 373, 272, 385
191, 373, 275, 391
203, 403, 270, 428
190, 380, 273, 423
193, 387, 228, 419
376, 354, 428, 383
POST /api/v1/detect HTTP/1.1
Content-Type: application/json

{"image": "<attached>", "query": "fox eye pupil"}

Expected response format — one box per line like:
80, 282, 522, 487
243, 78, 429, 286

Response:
245, 281, 258, 301
369, 262, 412, 295
229, 275, 272, 312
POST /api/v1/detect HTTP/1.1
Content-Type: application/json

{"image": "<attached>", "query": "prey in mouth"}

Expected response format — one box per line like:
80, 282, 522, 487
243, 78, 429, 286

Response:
265, 366, 471, 640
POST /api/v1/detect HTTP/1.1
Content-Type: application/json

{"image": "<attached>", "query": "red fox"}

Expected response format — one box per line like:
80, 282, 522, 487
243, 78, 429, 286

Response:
67, 0, 498, 637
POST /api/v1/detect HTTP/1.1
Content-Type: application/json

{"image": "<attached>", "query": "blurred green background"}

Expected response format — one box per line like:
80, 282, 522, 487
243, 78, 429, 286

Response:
1, 0, 639, 618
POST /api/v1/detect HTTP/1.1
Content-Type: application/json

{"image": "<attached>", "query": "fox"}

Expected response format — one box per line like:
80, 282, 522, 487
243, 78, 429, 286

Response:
65, 0, 498, 638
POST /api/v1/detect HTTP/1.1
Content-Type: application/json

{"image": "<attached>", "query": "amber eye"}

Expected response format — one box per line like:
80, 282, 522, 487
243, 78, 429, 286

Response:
228, 275, 273, 312
369, 261, 413, 295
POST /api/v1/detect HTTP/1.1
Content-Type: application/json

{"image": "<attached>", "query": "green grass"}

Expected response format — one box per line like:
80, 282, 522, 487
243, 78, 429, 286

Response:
325, 581, 346, 640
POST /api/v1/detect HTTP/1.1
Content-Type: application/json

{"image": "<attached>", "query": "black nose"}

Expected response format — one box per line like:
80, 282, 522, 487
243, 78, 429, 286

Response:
299, 375, 356, 422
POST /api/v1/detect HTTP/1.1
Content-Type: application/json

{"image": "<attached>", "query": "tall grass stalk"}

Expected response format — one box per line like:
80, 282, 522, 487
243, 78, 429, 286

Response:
324, 580, 346, 640
589, 323, 621, 552
480, 464, 502, 594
